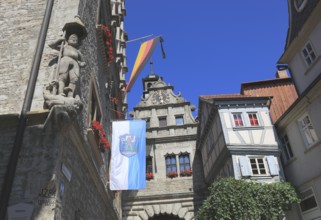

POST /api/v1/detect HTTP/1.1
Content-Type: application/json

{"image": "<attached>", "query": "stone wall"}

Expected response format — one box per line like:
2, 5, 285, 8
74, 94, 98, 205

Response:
0, 121, 17, 194
0, 0, 122, 218
2, 110, 118, 219
0, 0, 46, 114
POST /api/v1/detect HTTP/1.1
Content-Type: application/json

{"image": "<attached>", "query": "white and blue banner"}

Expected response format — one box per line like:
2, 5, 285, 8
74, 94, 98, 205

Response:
110, 120, 146, 190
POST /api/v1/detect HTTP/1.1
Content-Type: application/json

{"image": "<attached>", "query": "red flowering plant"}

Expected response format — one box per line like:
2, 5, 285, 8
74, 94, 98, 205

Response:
166, 171, 178, 178
146, 172, 154, 180
180, 168, 192, 177
101, 24, 115, 64
91, 121, 110, 152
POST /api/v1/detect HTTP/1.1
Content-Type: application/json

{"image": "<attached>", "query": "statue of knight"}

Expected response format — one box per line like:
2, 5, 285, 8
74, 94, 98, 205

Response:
44, 15, 87, 109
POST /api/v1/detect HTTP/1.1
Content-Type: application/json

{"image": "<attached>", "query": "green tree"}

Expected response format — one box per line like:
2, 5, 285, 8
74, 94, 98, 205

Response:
196, 178, 300, 220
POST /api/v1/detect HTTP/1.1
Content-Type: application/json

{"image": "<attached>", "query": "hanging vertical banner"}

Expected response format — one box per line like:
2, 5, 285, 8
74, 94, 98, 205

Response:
110, 120, 146, 190
126, 36, 165, 92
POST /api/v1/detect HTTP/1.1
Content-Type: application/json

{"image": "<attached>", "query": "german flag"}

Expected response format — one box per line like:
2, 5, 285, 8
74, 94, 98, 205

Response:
126, 36, 165, 92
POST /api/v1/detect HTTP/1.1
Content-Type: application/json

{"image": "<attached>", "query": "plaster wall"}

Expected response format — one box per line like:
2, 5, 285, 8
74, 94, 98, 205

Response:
220, 108, 278, 147
289, 20, 321, 94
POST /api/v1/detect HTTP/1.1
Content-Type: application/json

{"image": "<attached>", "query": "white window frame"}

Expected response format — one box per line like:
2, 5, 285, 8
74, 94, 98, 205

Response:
294, 0, 307, 12
247, 112, 260, 127
298, 114, 318, 148
301, 42, 317, 67
239, 155, 279, 177
281, 134, 294, 161
300, 188, 321, 218
232, 112, 244, 127
249, 157, 269, 176
231, 111, 263, 128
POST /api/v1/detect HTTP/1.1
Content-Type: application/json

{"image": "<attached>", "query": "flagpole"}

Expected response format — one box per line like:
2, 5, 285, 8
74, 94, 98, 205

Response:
126, 34, 154, 43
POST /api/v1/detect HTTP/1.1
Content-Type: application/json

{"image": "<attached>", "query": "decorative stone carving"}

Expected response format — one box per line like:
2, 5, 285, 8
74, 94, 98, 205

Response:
44, 16, 87, 110
145, 205, 154, 217
151, 90, 170, 104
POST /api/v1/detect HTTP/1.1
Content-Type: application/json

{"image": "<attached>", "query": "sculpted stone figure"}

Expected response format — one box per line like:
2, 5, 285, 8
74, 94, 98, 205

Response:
43, 16, 87, 110
49, 33, 86, 97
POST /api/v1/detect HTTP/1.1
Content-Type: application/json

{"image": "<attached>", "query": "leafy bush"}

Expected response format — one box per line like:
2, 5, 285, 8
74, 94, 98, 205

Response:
196, 178, 300, 220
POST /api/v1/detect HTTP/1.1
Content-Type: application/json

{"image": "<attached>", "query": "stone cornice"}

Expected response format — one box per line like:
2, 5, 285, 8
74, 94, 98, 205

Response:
123, 191, 194, 204
146, 134, 197, 144
147, 86, 174, 91
0, 110, 50, 129
134, 102, 190, 111
147, 123, 197, 131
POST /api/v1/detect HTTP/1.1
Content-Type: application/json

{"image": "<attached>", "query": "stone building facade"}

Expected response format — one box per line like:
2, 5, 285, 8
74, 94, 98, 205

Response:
122, 73, 207, 220
0, 0, 127, 219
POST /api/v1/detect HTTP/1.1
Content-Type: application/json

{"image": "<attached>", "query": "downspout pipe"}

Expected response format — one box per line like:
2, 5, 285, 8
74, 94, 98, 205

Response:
0, 0, 54, 219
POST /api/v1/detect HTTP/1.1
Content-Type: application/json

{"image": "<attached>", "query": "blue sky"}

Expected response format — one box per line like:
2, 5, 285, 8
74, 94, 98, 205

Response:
124, 1, 289, 116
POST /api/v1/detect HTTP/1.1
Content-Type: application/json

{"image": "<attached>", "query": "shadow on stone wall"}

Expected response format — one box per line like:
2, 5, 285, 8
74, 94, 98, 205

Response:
192, 149, 209, 215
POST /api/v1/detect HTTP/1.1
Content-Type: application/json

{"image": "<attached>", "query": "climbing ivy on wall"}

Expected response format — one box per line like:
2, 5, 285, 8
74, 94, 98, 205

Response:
196, 178, 300, 220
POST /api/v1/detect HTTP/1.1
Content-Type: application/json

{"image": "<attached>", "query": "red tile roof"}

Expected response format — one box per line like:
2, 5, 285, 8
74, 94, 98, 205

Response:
200, 94, 267, 100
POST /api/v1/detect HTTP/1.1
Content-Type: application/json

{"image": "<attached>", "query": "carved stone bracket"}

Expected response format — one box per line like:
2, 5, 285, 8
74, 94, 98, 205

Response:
44, 105, 79, 131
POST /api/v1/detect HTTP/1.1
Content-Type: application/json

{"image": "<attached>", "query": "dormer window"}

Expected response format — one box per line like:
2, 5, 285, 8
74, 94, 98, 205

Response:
294, 0, 307, 12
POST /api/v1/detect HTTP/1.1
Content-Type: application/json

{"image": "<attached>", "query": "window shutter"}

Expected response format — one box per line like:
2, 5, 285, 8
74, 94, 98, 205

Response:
239, 156, 251, 177
266, 156, 279, 176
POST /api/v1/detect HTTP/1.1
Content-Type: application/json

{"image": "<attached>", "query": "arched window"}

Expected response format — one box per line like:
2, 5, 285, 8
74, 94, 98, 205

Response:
165, 154, 177, 178
146, 156, 153, 173
179, 153, 192, 176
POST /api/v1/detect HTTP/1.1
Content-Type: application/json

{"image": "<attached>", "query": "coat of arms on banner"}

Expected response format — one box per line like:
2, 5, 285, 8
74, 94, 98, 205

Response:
119, 134, 138, 157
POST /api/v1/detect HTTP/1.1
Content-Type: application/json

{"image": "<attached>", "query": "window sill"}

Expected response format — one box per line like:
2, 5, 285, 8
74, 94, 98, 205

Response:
247, 175, 274, 180
251, 175, 271, 178
233, 126, 264, 131
304, 140, 321, 154
283, 157, 297, 167
304, 56, 321, 76
180, 175, 193, 178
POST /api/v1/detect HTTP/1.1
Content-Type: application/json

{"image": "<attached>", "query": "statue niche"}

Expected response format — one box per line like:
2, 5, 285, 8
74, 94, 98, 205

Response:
44, 16, 87, 110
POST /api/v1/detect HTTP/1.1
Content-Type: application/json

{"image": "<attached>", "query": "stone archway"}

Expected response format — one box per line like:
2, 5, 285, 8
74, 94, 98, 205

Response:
149, 214, 181, 220
138, 203, 194, 220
